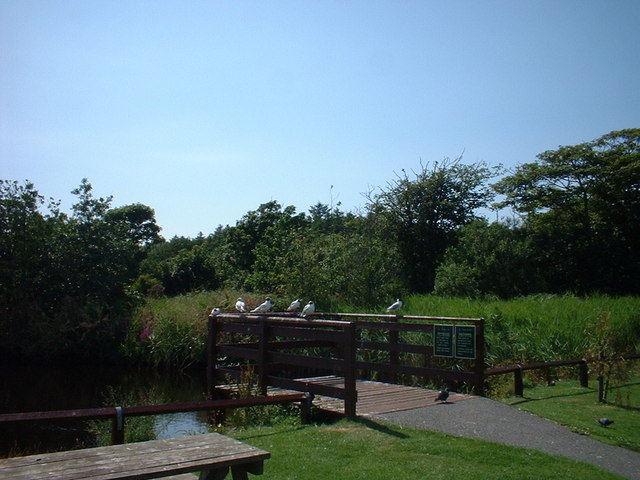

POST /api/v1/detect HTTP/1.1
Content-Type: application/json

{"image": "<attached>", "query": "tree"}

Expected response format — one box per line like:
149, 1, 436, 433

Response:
366, 157, 499, 292
434, 219, 542, 298
0, 179, 155, 361
494, 128, 640, 294
105, 203, 162, 247
214, 201, 307, 288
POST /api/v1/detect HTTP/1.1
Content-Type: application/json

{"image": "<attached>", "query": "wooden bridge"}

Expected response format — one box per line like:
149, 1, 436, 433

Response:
224, 375, 475, 417
207, 312, 484, 417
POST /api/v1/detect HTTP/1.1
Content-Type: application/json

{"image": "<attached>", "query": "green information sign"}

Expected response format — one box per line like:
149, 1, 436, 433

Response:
434, 324, 454, 357
455, 325, 476, 359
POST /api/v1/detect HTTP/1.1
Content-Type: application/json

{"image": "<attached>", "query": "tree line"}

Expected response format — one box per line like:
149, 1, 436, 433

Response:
1, 128, 638, 362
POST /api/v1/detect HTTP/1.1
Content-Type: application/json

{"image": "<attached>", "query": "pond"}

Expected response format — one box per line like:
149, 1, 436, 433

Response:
0, 364, 212, 457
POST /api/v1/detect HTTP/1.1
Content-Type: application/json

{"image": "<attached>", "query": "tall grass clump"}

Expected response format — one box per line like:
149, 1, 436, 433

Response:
122, 291, 306, 367
124, 290, 639, 375
123, 291, 229, 368
400, 294, 640, 368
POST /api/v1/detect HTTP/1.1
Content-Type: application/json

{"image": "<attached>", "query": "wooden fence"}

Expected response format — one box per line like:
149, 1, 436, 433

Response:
0, 393, 312, 446
207, 312, 485, 416
485, 353, 640, 396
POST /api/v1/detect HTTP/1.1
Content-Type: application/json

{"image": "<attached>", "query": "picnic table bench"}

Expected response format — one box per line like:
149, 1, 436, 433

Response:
0, 433, 269, 480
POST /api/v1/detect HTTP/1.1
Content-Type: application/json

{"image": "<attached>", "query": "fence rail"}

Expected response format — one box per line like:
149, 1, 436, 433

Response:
208, 312, 485, 415
0, 393, 313, 445
485, 353, 640, 396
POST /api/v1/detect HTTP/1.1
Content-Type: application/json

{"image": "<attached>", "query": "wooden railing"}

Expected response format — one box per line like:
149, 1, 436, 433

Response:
329, 313, 485, 394
484, 353, 640, 396
208, 312, 485, 416
0, 393, 313, 445
208, 314, 359, 416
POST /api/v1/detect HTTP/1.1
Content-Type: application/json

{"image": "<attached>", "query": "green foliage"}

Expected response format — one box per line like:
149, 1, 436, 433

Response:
585, 311, 634, 402
273, 232, 402, 309
105, 203, 162, 247
494, 128, 640, 294
434, 219, 543, 298
4, 127, 640, 364
403, 294, 640, 368
0, 179, 160, 362
123, 292, 217, 368
366, 157, 500, 292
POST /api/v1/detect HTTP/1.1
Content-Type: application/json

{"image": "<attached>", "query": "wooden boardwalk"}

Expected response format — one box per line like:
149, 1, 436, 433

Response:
220, 375, 474, 417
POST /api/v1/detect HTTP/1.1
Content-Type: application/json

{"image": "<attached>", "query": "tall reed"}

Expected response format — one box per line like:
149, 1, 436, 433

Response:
124, 291, 640, 370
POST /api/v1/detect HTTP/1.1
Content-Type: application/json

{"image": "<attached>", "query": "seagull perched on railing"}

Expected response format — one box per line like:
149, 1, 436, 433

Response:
287, 299, 302, 312
235, 297, 247, 312
251, 297, 273, 313
301, 301, 315, 317
386, 299, 403, 312
210, 307, 222, 316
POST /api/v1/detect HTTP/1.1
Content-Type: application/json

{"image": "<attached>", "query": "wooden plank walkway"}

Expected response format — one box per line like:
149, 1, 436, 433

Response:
220, 376, 474, 417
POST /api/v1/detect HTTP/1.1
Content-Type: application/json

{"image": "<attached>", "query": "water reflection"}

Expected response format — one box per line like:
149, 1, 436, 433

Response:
0, 365, 211, 457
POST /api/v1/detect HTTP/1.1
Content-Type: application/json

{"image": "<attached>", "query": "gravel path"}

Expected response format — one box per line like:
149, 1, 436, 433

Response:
374, 395, 640, 480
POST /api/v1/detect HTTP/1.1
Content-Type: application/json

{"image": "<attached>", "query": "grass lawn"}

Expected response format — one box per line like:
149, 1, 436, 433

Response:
231, 419, 626, 480
499, 374, 640, 452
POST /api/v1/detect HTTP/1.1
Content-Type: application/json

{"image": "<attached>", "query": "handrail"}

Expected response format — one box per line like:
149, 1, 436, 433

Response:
0, 393, 313, 445
484, 353, 640, 396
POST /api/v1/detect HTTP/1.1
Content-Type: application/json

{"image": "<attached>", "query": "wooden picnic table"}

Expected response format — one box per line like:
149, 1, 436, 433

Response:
0, 433, 269, 480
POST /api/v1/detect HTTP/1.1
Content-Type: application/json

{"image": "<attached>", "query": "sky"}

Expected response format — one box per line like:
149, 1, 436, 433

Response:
2, 1, 639, 239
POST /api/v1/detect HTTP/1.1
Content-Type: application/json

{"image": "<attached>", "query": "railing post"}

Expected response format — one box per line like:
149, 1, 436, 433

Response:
474, 318, 486, 396
257, 318, 268, 396
514, 366, 524, 396
579, 359, 589, 387
207, 314, 219, 399
111, 406, 124, 445
388, 326, 399, 384
343, 323, 357, 418
300, 392, 314, 424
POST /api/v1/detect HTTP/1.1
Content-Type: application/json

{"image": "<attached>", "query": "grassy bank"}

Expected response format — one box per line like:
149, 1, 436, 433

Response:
501, 372, 640, 452
230, 419, 625, 480
124, 291, 640, 372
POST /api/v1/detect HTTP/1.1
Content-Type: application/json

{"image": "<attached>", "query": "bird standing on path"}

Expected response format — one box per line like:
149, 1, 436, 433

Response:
251, 297, 273, 313
435, 388, 450, 403
386, 299, 403, 313
235, 298, 247, 312
598, 418, 614, 427
301, 301, 315, 318
287, 299, 302, 312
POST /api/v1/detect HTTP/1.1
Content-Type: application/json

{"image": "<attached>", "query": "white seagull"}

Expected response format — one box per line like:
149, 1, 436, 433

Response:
287, 299, 302, 312
251, 297, 273, 313
210, 307, 222, 316
301, 301, 315, 317
386, 298, 403, 313
235, 297, 247, 312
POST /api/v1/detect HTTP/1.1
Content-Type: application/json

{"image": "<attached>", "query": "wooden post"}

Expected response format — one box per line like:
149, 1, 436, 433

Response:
514, 366, 524, 396
300, 392, 314, 424
207, 315, 219, 399
388, 327, 399, 384
343, 323, 357, 418
579, 359, 589, 388
111, 406, 125, 445
474, 318, 486, 396
257, 318, 268, 396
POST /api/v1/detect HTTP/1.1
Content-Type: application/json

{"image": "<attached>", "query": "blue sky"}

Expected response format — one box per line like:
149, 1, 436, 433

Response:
2, 0, 639, 238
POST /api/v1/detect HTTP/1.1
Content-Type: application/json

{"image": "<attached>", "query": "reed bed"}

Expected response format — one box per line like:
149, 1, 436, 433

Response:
125, 292, 640, 373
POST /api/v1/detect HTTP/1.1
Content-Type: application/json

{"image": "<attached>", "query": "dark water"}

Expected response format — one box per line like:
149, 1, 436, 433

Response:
0, 365, 211, 457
